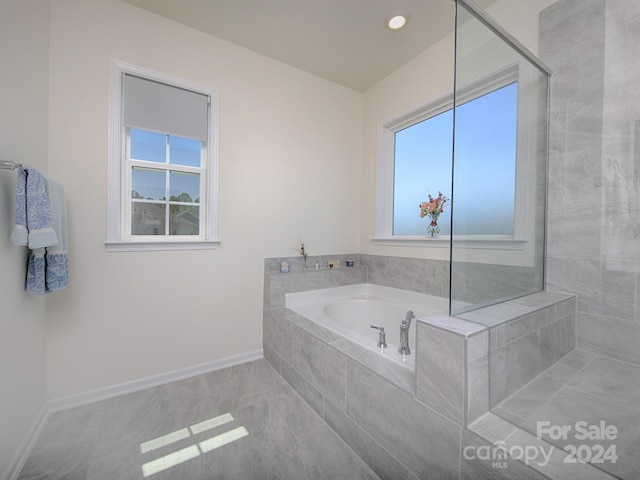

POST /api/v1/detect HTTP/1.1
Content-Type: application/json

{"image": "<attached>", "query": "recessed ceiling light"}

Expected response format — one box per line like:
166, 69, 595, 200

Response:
387, 14, 407, 30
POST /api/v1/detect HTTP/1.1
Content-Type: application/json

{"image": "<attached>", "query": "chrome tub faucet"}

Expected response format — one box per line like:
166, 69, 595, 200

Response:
398, 311, 415, 355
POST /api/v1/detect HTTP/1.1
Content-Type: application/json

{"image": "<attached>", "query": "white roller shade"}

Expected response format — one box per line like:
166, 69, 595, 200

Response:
123, 74, 209, 141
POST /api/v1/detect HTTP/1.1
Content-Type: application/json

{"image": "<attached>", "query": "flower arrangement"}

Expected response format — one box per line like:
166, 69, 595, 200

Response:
419, 192, 449, 237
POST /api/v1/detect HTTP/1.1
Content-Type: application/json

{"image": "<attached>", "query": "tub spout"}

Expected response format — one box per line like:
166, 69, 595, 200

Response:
398, 311, 415, 355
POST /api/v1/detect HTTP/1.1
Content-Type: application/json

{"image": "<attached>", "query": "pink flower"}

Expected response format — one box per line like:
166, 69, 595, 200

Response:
419, 191, 449, 220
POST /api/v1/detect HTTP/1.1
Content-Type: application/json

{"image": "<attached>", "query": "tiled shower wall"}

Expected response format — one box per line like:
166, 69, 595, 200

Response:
264, 254, 450, 304
265, 252, 539, 306
541, 0, 640, 366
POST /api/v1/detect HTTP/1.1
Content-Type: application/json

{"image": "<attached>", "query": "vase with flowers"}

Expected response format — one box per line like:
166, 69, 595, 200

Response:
419, 192, 449, 238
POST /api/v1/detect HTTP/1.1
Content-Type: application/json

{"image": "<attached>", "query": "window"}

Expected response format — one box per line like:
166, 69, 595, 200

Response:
107, 62, 219, 251
375, 64, 526, 247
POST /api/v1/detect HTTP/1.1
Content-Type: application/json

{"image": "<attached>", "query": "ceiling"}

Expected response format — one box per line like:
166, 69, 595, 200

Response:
121, 0, 497, 92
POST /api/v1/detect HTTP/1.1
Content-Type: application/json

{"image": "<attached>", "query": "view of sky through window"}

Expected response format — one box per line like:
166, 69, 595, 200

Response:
393, 82, 518, 236
130, 128, 202, 202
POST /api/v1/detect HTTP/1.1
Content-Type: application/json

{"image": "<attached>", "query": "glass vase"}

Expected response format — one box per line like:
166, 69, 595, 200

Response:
427, 219, 440, 238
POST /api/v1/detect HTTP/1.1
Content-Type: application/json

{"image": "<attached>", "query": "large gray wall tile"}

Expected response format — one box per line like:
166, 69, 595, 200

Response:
263, 310, 293, 365
265, 266, 367, 309
490, 332, 540, 407
292, 328, 347, 410
467, 353, 489, 425
541, 0, 640, 368
539, 313, 576, 371
324, 399, 410, 480
346, 361, 461, 479
416, 324, 465, 425
577, 312, 640, 365
280, 359, 325, 419
361, 255, 445, 295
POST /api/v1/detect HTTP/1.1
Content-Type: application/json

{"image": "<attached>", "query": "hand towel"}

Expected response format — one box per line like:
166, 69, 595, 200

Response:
25, 178, 69, 295
10, 167, 58, 249
44, 178, 69, 292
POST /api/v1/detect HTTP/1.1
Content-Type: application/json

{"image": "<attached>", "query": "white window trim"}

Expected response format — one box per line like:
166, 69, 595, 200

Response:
373, 62, 530, 250
106, 61, 220, 252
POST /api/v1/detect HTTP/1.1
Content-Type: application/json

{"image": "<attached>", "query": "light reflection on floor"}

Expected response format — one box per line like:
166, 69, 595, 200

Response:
140, 413, 249, 477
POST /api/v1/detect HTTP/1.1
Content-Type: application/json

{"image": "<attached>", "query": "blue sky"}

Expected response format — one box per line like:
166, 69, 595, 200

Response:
393, 82, 518, 236
130, 128, 201, 202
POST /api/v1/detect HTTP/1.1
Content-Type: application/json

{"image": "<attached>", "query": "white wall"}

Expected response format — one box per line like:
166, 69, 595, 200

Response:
45, 0, 362, 400
0, 1, 50, 475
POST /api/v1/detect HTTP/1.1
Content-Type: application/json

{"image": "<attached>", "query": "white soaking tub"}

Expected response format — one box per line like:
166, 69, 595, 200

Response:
285, 284, 449, 369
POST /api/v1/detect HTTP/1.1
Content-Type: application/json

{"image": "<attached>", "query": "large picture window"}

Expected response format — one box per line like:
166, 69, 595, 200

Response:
375, 65, 525, 247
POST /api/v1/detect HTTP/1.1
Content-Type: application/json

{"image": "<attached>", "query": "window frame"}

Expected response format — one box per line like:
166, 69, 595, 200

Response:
373, 63, 529, 249
107, 61, 220, 252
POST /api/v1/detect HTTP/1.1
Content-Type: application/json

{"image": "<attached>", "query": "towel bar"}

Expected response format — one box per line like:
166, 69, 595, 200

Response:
0, 160, 23, 170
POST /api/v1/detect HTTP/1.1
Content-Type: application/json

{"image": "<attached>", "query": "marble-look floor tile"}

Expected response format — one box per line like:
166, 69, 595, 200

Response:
496, 364, 577, 421
18, 360, 379, 480
566, 355, 640, 411
469, 412, 518, 443
18, 401, 106, 480
520, 385, 640, 480
557, 348, 597, 370
490, 350, 640, 479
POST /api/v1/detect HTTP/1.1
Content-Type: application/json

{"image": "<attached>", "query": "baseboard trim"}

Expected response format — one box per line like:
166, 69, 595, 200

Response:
48, 349, 264, 413
1, 405, 50, 480
4, 350, 263, 480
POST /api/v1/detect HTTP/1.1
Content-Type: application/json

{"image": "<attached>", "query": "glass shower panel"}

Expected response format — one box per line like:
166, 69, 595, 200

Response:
450, 1, 549, 315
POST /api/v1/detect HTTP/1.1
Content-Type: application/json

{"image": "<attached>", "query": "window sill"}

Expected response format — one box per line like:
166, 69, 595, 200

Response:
372, 235, 526, 250
105, 239, 220, 252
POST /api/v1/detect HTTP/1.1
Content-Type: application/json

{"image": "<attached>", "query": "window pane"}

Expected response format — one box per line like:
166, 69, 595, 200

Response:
169, 205, 199, 235
130, 128, 166, 163
453, 83, 517, 235
393, 110, 453, 236
392, 82, 517, 236
132, 202, 165, 235
170, 135, 201, 167
132, 167, 166, 200
169, 171, 200, 203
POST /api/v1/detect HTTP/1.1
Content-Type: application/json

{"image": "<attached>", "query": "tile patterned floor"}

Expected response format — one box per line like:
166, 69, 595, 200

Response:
18, 360, 380, 480
495, 349, 640, 480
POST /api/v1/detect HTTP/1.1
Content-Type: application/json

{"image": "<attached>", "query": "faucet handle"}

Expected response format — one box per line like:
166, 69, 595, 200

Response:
370, 325, 387, 349
403, 311, 415, 326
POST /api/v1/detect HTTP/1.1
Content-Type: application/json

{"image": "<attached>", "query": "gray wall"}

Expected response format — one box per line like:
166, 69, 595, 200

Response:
541, 0, 640, 366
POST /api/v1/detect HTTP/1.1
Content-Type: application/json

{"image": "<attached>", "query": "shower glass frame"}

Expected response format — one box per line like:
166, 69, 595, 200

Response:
450, 0, 552, 316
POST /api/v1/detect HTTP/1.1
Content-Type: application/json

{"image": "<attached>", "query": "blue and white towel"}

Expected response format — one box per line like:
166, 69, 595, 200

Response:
10, 168, 58, 249
11, 168, 69, 295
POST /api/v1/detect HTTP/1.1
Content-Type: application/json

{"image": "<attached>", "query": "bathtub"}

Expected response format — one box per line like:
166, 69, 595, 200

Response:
285, 284, 449, 369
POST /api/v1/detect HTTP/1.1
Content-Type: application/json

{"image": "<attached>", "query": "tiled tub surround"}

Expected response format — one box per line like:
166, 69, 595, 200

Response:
286, 283, 450, 370
264, 257, 467, 479
263, 254, 586, 479
458, 291, 577, 408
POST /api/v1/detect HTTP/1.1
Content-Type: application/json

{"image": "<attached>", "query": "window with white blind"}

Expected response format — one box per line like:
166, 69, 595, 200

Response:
107, 62, 219, 251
